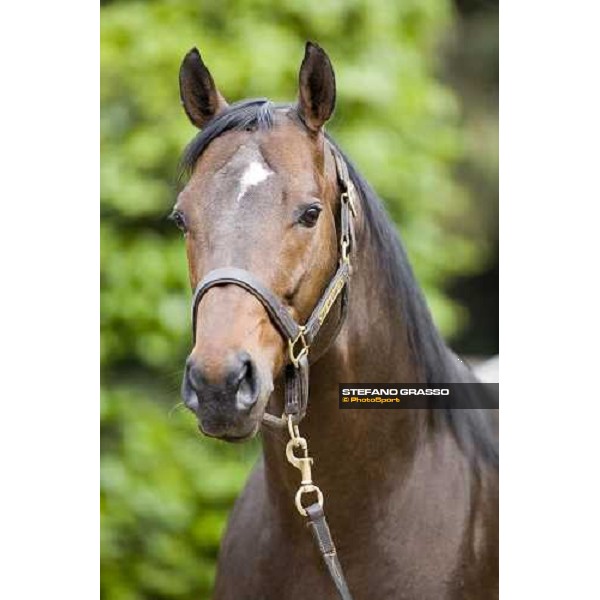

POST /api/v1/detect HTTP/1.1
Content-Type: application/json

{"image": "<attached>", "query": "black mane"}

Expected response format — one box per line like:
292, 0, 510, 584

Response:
179, 99, 498, 468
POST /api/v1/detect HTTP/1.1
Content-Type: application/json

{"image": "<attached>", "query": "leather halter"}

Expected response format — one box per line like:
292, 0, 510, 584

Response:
191, 146, 356, 426
189, 144, 356, 600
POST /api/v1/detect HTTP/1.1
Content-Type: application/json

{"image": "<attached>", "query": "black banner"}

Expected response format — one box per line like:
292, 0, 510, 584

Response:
338, 383, 499, 409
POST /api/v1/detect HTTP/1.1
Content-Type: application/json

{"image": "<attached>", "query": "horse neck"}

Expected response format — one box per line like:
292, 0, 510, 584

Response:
261, 224, 443, 510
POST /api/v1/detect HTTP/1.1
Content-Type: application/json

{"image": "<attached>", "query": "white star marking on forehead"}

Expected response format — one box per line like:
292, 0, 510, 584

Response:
236, 161, 272, 202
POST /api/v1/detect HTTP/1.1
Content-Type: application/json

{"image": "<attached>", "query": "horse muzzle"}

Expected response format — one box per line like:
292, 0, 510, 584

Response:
182, 349, 273, 440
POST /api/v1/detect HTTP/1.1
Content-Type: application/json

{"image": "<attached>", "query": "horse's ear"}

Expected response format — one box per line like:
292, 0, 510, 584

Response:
297, 42, 336, 133
179, 48, 228, 128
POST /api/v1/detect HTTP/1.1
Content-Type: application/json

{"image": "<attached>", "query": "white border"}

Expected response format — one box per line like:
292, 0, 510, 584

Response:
1, 0, 599, 597
0, 1, 99, 597
501, 1, 600, 597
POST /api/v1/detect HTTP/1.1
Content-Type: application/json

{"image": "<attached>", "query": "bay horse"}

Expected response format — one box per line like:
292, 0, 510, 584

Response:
174, 42, 498, 599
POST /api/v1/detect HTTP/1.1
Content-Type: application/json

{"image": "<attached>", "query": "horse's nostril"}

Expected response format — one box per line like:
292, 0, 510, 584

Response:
185, 359, 203, 392
233, 354, 258, 411
235, 361, 249, 385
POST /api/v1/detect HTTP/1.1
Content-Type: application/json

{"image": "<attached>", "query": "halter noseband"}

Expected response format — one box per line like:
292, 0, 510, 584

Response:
190, 145, 356, 426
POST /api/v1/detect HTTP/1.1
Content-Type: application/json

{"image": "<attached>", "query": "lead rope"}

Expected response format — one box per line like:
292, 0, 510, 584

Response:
285, 415, 354, 600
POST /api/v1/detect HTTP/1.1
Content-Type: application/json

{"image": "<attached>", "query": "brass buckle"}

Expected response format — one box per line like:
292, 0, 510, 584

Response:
341, 236, 350, 264
288, 326, 309, 368
341, 189, 357, 218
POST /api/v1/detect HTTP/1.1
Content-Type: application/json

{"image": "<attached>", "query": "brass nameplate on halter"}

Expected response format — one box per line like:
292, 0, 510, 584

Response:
318, 277, 346, 325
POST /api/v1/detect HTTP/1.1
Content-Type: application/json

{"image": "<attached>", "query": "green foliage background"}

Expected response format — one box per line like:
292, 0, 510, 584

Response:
101, 1, 497, 598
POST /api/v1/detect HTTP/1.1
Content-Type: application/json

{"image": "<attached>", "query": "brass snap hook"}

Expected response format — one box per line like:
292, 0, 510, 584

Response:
286, 438, 311, 482
285, 417, 325, 516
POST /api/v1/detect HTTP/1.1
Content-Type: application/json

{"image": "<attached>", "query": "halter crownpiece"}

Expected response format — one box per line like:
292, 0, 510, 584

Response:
189, 143, 356, 600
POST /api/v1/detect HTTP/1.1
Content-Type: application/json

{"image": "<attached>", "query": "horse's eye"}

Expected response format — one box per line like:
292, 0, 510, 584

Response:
299, 204, 322, 228
170, 210, 187, 233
